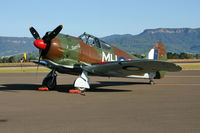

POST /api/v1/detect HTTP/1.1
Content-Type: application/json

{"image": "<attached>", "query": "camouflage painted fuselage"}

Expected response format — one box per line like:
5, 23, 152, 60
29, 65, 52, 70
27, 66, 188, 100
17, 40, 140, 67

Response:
42, 33, 137, 66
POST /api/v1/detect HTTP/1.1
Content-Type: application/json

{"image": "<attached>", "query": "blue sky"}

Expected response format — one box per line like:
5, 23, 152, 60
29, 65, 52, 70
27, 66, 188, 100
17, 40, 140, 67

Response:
0, 0, 200, 37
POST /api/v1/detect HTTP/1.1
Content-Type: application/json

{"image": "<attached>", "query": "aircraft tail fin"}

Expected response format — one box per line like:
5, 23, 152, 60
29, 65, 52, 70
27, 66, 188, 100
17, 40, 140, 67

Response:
148, 41, 167, 61
148, 41, 167, 79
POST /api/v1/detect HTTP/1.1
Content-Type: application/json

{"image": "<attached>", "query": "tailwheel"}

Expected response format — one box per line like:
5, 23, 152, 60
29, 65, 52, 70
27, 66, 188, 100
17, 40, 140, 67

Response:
42, 69, 57, 90
148, 72, 156, 85
149, 79, 155, 85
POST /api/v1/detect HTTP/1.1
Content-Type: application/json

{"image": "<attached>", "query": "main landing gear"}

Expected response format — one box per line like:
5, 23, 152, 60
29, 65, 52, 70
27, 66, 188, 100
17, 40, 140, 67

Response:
74, 71, 90, 95
42, 69, 57, 90
40, 69, 90, 95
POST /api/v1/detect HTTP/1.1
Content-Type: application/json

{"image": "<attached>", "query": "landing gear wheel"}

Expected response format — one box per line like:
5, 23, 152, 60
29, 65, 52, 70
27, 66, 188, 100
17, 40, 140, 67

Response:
74, 71, 90, 95
42, 76, 57, 90
42, 69, 57, 90
77, 87, 86, 96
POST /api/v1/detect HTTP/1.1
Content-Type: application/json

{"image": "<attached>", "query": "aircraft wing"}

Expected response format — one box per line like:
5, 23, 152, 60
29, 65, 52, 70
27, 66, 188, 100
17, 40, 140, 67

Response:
31, 60, 48, 66
31, 59, 75, 69
83, 60, 182, 77
31, 59, 82, 75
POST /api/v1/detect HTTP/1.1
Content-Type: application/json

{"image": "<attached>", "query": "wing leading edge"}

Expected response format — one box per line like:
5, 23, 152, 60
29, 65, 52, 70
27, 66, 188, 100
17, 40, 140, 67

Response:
31, 59, 82, 75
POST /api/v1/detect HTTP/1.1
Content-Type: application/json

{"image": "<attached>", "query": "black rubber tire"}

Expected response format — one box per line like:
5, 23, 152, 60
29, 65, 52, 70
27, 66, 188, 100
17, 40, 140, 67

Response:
42, 77, 57, 90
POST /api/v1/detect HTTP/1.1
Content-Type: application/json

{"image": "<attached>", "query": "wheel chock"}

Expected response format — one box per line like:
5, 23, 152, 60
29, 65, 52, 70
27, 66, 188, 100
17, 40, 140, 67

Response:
38, 87, 49, 91
69, 89, 81, 94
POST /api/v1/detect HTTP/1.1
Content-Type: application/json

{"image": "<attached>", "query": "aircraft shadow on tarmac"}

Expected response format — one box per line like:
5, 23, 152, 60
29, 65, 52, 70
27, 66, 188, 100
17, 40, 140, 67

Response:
0, 81, 150, 93
0, 119, 8, 123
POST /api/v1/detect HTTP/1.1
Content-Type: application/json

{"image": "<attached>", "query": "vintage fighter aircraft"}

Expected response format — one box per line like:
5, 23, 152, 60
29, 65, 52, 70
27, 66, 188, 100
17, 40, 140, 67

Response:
29, 25, 181, 92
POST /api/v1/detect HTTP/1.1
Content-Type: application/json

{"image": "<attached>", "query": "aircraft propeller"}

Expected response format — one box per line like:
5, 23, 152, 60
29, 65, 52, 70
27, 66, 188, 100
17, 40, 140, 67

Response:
29, 25, 63, 69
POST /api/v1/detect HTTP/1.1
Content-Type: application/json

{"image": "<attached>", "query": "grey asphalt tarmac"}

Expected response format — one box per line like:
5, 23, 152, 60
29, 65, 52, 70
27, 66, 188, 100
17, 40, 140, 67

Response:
0, 70, 200, 133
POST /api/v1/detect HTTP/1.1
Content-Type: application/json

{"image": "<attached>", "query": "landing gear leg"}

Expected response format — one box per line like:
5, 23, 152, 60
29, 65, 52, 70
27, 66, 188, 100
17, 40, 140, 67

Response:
42, 69, 57, 90
148, 72, 156, 85
149, 79, 155, 85
74, 71, 90, 95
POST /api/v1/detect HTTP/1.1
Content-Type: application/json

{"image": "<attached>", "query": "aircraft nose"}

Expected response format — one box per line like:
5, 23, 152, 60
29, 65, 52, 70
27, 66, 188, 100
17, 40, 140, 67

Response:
44, 38, 64, 60
33, 39, 47, 50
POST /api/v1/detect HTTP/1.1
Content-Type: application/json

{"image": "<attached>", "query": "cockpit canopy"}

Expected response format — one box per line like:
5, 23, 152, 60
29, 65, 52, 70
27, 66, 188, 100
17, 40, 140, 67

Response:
79, 32, 111, 50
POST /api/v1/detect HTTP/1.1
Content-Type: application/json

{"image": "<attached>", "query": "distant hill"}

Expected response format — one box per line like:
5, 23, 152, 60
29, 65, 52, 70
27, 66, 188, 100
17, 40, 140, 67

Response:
0, 37, 36, 56
102, 28, 200, 54
0, 28, 200, 56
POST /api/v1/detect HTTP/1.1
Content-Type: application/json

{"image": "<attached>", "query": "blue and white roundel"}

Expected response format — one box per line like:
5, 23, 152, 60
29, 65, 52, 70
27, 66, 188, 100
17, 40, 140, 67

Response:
118, 57, 126, 61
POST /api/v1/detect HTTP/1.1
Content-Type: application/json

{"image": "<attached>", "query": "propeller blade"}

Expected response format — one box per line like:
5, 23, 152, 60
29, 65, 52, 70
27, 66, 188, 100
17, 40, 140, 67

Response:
29, 27, 41, 40
36, 50, 42, 71
36, 50, 42, 79
45, 25, 63, 41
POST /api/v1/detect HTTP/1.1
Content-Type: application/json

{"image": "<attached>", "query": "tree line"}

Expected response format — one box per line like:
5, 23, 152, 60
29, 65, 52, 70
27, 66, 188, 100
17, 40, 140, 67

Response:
0, 51, 38, 63
0, 52, 200, 63
132, 52, 200, 59
167, 52, 200, 59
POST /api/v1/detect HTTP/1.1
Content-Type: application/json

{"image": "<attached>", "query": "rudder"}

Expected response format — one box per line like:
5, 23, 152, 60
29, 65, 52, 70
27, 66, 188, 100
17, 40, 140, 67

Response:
148, 41, 167, 79
148, 41, 167, 61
